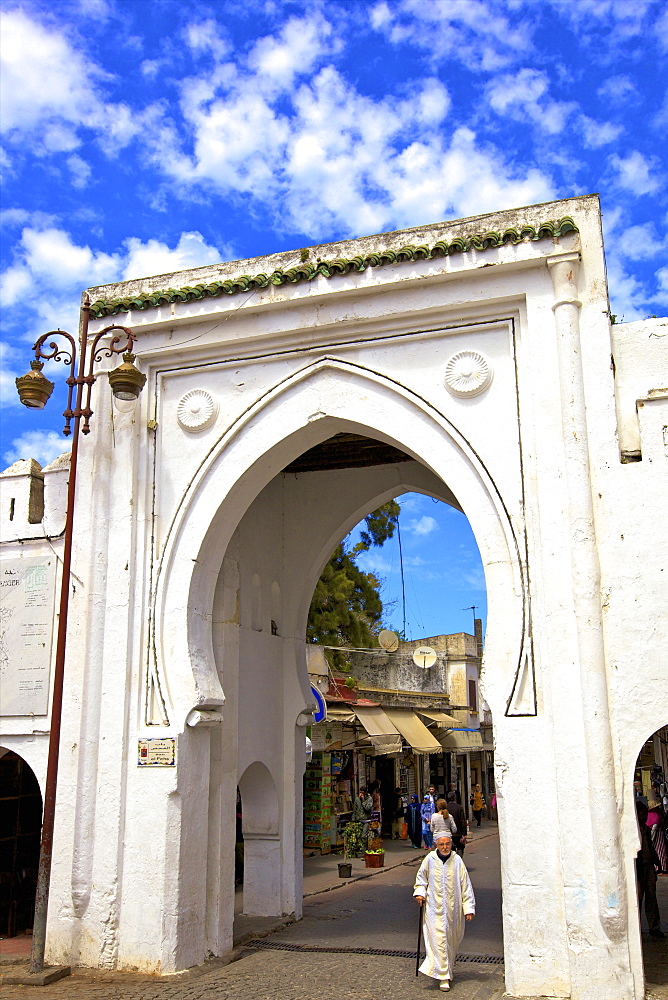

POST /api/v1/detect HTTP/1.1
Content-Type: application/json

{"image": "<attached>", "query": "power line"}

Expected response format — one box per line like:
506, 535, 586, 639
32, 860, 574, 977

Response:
397, 516, 407, 639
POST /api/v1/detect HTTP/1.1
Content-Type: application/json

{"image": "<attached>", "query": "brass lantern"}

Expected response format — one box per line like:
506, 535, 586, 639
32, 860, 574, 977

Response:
16, 360, 55, 409
107, 351, 147, 400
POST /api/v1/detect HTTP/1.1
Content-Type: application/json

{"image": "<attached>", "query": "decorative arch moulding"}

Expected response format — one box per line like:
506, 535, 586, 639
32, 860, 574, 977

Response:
88, 217, 579, 319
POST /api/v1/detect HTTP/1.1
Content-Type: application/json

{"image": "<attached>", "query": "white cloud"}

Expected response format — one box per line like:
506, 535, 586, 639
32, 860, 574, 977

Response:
0, 227, 226, 353
3, 430, 70, 468
357, 552, 393, 575
186, 19, 230, 59
1, 227, 225, 309
578, 115, 622, 149
1, 228, 120, 307
654, 268, 668, 306
407, 516, 439, 536
0, 9, 148, 156
122, 231, 223, 280
550, 0, 654, 40
614, 223, 666, 262
486, 69, 576, 134
370, 0, 534, 71
609, 151, 662, 196
0, 10, 102, 134
656, 7, 668, 51
605, 251, 650, 322
67, 154, 92, 189
247, 15, 336, 91
153, 33, 552, 239
0, 341, 26, 409
597, 74, 639, 105
0, 209, 56, 229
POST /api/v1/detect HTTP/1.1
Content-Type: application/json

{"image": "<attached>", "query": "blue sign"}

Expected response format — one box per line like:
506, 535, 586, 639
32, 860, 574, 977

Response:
310, 684, 327, 724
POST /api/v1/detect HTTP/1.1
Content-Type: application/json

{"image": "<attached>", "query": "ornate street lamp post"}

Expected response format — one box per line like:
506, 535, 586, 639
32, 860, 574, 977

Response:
15, 297, 145, 976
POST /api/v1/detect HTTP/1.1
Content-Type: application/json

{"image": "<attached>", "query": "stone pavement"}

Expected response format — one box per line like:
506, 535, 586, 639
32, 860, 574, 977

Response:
233, 825, 499, 945
1, 825, 666, 999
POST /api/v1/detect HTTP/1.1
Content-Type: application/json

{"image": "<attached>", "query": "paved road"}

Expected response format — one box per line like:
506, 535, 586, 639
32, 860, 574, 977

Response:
268, 833, 503, 958
0, 838, 506, 999
1, 832, 666, 999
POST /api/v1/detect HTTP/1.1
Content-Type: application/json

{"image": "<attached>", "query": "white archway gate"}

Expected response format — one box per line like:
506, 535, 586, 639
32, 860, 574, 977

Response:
34, 195, 666, 1000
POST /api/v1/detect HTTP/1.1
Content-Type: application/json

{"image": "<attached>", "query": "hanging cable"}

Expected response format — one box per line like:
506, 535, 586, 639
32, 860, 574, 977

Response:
397, 516, 407, 639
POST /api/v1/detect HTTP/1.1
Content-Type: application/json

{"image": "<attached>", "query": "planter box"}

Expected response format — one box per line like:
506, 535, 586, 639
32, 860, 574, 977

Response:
364, 852, 385, 868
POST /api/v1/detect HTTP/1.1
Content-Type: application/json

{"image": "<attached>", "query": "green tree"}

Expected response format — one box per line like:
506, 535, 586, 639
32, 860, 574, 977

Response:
307, 500, 400, 660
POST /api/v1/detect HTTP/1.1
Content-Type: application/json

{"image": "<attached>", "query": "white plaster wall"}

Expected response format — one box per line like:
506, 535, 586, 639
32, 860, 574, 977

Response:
3, 195, 666, 998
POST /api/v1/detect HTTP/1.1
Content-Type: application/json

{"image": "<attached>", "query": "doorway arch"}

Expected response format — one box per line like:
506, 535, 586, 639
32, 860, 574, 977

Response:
629, 723, 668, 997
154, 358, 528, 728
0, 748, 42, 938
237, 762, 280, 917
153, 359, 530, 970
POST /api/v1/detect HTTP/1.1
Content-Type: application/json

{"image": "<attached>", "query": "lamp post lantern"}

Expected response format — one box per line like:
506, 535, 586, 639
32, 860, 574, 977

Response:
15, 297, 145, 975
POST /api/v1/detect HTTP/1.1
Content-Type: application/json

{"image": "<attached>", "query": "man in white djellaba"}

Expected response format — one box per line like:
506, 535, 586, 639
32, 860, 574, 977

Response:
413, 833, 475, 991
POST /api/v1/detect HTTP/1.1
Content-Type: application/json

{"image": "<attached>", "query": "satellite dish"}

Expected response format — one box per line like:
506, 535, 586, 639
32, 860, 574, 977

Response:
378, 629, 399, 652
412, 645, 437, 669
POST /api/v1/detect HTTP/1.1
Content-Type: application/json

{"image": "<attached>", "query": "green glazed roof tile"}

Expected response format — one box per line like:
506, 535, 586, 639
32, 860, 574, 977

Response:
89, 216, 578, 319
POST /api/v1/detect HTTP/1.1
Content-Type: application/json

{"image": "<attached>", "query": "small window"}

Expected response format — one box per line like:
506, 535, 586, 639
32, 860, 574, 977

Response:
468, 678, 477, 713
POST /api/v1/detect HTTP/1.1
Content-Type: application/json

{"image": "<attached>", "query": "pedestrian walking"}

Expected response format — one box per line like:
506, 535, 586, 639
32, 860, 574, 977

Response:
446, 792, 468, 856
647, 798, 668, 875
413, 833, 476, 991
421, 794, 435, 849
392, 787, 405, 840
635, 780, 648, 807
350, 786, 373, 852
430, 799, 458, 844
470, 784, 485, 826
406, 794, 423, 848
636, 800, 665, 938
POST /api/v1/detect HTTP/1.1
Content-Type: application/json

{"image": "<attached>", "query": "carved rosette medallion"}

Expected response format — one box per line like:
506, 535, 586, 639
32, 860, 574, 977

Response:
444, 351, 492, 397
177, 389, 219, 431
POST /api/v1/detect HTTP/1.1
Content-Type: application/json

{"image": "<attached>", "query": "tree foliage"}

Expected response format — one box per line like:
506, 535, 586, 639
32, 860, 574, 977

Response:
307, 500, 400, 658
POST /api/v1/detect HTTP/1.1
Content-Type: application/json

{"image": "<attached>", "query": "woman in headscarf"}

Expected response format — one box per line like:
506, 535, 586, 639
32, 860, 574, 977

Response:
405, 794, 423, 848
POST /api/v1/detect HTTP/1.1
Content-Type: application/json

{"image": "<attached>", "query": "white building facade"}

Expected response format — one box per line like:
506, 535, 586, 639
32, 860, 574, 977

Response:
1, 194, 666, 999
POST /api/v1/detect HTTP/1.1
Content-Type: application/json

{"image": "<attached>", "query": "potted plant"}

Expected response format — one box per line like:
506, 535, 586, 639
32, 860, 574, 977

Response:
343, 822, 367, 859
364, 847, 385, 868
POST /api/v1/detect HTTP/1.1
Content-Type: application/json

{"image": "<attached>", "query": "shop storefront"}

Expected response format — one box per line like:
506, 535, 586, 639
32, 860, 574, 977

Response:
305, 704, 447, 853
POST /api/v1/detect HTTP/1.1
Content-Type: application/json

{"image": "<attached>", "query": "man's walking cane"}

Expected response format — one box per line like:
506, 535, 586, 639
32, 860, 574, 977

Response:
415, 901, 424, 976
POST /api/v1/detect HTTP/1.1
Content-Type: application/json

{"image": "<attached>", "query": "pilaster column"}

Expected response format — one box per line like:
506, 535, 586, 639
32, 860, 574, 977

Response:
547, 253, 628, 951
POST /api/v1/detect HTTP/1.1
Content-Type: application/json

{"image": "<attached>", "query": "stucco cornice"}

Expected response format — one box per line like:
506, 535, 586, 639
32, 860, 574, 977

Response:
89, 217, 578, 319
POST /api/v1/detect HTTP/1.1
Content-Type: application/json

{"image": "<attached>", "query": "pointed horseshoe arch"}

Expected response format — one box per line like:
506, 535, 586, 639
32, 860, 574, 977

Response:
152, 358, 533, 728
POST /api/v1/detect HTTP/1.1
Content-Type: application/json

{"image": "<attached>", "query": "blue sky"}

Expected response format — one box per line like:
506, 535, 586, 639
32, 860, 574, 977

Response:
351, 494, 486, 641
1, 0, 666, 635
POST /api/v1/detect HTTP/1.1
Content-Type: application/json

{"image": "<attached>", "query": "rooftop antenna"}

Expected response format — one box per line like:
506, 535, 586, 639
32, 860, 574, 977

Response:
462, 605, 477, 633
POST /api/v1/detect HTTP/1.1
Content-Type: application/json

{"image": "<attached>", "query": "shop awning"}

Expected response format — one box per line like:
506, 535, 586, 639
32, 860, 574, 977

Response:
417, 710, 464, 729
439, 729, 484, 751
382, 709, 443, 754
326, 706, 357, 724
353, 706, 403, 755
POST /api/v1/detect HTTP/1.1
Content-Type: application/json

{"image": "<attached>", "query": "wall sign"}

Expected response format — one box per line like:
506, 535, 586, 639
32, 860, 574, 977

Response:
0, 557, 56, 717
138, 738, 176, 766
